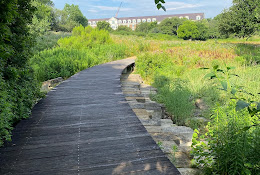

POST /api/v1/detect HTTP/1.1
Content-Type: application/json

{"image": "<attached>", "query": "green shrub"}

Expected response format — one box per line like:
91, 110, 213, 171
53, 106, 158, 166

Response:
31, 26, 130, 82
192, 104, 260, 174
177, 20, 199, 40
31, 31, 71, 54
58, 26, 112, 49
0, 0, 40, 146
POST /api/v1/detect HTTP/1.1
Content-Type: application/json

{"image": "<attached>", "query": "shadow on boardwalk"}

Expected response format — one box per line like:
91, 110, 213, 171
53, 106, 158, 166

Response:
0, 58, 180, 175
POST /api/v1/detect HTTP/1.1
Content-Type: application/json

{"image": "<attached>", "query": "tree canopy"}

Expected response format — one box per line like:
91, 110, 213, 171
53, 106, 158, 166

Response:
97, 21, 112, 31
217, 0, 260, 38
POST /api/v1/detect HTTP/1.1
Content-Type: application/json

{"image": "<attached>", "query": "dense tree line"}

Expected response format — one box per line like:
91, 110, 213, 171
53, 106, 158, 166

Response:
31, 0, 88, 33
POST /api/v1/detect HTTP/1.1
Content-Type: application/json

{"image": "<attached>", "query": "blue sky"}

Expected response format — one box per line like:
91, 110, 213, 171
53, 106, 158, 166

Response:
52, 0, 233, 19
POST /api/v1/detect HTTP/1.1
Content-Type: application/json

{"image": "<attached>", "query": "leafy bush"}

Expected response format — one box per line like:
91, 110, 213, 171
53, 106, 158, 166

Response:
177, 20, 200, 40
158, 17, 186, 35
116, 25, 132, 32
0, 0, 40, 146
135, 22, 157, 33
58, 26, 112, 49
97, 21, 112, 31
192, 104, 260, 174
31, 31, 71, 54
31, 26, 129, 82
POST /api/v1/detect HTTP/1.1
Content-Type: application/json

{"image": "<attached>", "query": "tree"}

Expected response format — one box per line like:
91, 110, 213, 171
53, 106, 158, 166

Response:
159, 17, 186, 35
116, 26, 132, 32
218, 0, 260, 38
177, 20, 199, 40
196, 20, 209, 40
207, 18, 221, 39
136, 22, 157, 33
59, 4, 88, 32
29, 0, 53, 36
0, 0, 39, 145
97, 21, 112, 31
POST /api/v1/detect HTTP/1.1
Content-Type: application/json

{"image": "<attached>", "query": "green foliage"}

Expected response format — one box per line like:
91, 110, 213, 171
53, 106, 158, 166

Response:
31, 26, 129, 82
177, 21, 199, 40
135, 22, 157, 33
207, 18, 221, 39
29, 0, 53, 36
58, 26, 112, 49
53, 3, 88, 32
135, 53, 194, 125
97, 21, 112, 31
159, 17, 186, 35
191, 105, 260, 174
196, 20, 209, 41
0, 0, 40, 146
116, 25, 132, 32
217, 0, 260, 38
31, 31, 71, 54
235, 44, 260, 64
191, 66, 260, 174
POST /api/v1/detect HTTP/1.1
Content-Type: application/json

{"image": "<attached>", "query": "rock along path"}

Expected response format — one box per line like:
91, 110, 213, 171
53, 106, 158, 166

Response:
0, 58, 180, 175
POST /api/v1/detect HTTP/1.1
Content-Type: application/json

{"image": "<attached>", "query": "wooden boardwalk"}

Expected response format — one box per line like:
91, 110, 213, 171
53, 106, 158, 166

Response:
0, 58, 180, 175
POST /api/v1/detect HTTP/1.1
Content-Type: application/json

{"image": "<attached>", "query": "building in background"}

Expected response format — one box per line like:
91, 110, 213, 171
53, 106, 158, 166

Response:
88, 13, 205, 30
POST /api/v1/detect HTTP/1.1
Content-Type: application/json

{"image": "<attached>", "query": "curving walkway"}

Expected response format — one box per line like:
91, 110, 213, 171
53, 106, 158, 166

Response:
0, 58, 180, 175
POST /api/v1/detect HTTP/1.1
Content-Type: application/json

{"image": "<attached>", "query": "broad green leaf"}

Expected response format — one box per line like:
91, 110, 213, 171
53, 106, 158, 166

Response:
221, 81, 227, 91
155, 0, 160, 4
161, 6, 166, 11
231, 88, 237, 95
157, 4, 162, 9
213, 65, 219, 70
236, 100, 249, 111
204, 72, 215, 79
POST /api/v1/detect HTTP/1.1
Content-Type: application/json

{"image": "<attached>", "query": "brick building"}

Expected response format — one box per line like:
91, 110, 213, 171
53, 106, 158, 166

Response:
88, 13, 204, 30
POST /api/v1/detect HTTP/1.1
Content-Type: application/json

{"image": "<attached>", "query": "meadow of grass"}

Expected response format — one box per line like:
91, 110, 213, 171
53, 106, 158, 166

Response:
120, 35, 259, 174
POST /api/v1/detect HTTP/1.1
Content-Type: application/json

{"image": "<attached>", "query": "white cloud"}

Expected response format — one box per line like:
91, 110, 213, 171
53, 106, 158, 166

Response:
165, 2, 202, 11
88, 9, 98, 13
93, 5, 132, 11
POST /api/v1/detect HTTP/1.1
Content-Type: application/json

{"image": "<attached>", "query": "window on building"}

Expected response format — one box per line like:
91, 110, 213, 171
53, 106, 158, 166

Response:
142, 19, 146, 22
152, 18, 156, 22
88, 22, 92, 25
128, 20, 131, 23
137, 19, 141, 23
196, 16, 201, 20
133, 19, 136, 23
185, 16, 189, 19
119, 20, 122, 24
147, 18, 151, 22
93, 21, 96, 25
123, 20, 126, 23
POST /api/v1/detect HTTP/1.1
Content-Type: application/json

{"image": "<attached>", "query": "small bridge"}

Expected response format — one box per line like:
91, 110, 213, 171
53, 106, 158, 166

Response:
0, 58, 180, 175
